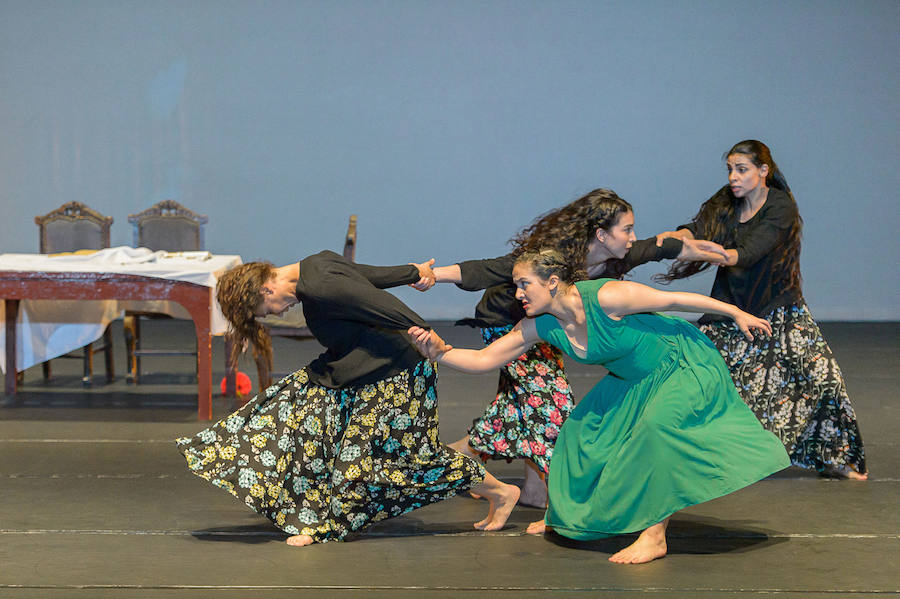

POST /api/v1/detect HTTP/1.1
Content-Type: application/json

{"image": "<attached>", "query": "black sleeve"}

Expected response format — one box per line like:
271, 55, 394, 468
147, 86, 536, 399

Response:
316, 274, 430, 330
456, 254, 516, 292
734, 197, 798, 268
619, 237, 682, 271
676, 222, 697, 235
351, 262, 421, 289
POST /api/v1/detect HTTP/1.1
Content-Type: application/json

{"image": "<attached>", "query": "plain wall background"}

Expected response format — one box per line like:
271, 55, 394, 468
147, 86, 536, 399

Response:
1, 0, 897, 320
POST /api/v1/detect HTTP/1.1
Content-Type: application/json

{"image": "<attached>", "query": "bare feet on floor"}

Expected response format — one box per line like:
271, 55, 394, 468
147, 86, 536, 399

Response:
608, 521, 668, 564
285, 534, 314, 547
525, 518, 547, 535
825, 466, 869, 480
472, 480, 520, 531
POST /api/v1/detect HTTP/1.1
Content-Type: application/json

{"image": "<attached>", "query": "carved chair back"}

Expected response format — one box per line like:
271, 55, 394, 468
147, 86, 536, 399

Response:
129, 200, 208, 251
35, 202, 113, 254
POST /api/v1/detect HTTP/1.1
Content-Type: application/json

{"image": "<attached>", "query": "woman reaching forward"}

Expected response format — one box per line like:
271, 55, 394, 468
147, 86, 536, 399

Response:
177, 250, 519, 546
410, 249, 789, 564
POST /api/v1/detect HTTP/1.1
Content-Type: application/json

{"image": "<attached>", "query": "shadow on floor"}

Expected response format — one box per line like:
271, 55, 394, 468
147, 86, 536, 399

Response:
542, 513, 784, 556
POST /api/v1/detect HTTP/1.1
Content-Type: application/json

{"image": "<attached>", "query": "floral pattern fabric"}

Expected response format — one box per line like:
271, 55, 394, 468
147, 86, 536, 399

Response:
701, 302, 866, 475
176, 360, 485, 543
467, 325, 576, 474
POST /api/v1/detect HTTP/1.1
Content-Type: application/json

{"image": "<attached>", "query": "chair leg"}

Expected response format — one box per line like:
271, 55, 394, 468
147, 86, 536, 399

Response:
82, 342, 93, 386
123, 314, 138, 384
102, 327, 115, 383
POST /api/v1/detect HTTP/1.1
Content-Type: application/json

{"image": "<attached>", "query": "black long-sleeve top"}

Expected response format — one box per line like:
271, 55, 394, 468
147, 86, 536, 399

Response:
296, 250, 428, 388
678, 187, 803, 323
454, 237, 684, 327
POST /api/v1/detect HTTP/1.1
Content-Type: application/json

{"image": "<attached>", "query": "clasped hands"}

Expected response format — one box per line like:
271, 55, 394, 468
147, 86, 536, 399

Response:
408, 326, 453, 360
409, 259, 436, 291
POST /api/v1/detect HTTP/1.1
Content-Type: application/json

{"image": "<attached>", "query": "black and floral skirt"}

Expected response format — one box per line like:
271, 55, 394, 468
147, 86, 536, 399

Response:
176, 360, 485, 543
467, 325, 576, 474
700, 302, 866, 475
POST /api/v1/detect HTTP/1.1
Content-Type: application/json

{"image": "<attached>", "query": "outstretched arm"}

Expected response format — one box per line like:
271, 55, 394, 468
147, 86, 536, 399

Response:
408, 319, 540, 373
597, 280, 772, 340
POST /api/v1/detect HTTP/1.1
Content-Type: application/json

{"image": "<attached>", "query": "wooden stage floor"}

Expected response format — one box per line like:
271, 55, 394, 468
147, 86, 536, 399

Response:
1, 320, 897, 598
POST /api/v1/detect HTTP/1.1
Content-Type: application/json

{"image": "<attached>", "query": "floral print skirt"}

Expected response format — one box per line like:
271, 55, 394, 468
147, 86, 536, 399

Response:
176, 360, 485, 543
700, 302, 866, 475
466, 325, 576, 474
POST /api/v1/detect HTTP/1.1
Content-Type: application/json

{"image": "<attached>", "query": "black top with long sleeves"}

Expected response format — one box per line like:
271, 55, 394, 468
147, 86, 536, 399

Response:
678, 187, 803, 323
296, 250, 428, 388
454, 237, 684, 327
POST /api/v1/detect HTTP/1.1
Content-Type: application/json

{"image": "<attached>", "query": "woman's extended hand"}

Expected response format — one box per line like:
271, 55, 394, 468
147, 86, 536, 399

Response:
409, 259, 436, 291
408, 326, 453, 359
655, 229, 691, 246
732, 311, 772, 341
678, 238, 730, 264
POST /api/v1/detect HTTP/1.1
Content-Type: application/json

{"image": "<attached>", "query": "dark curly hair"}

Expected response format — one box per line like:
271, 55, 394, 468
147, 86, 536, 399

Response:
656, 140, 802, 293
512, 188, 633, 280
216, 261, 275, 370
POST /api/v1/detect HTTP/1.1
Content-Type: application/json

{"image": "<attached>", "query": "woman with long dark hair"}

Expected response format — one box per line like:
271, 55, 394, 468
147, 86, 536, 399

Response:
419, 189, 729, 506
655, 140, 866, 479
176, 251, 520, 546
409, 249, 789, 564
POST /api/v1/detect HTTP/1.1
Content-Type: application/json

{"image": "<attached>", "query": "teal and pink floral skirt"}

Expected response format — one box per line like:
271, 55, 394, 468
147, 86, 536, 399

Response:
467, 325, 576, 474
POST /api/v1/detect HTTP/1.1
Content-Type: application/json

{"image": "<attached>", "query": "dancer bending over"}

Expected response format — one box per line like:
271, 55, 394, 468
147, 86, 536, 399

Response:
410, 249, 789, 564
656, 140, 867, 479
177, 250, 519, 546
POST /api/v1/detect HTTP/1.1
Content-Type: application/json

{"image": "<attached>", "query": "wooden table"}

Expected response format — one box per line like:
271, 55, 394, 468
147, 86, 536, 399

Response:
1, 270, 233, 420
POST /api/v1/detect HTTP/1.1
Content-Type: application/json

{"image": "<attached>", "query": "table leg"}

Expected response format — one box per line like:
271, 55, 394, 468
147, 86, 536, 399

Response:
5, 299, 19, 396
223, 335, 236, 397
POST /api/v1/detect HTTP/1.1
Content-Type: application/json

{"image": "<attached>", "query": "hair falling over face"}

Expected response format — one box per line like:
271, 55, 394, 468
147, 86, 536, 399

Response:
216, 261, 275, 369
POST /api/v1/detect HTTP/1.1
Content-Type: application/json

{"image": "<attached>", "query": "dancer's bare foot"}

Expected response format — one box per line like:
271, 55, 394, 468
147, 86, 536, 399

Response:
609, 521, 668, 564
824, 466, 868, 480
519, 460, 548, 508
470, 475, 520, 531
285, 534, 314, 547
526, 518, 547, 535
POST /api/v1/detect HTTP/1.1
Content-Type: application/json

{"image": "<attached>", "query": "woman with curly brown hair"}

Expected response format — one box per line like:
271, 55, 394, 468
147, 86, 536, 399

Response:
176, 250, 520, 547
419, 189, 730, 507
656, 140, 867, 479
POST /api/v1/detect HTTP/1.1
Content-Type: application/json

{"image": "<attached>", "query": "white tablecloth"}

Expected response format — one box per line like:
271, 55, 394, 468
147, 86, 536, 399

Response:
0, 247, 242, 373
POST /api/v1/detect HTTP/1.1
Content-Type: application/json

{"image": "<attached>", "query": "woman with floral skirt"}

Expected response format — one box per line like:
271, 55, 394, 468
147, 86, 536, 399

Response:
177, 250, 520, 546
656, 140, 867, 479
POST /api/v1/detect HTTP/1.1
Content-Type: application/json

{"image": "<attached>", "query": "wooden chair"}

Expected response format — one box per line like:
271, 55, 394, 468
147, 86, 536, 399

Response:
252, 215, 357, 390
123, 200, 208, 383
33, 201, 115, 385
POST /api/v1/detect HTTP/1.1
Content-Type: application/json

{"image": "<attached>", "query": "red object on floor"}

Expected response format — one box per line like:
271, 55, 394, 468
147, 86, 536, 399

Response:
220, 371, 252, 397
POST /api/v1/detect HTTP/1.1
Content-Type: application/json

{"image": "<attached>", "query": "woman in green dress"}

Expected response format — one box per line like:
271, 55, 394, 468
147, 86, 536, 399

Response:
409, 247, 789, 564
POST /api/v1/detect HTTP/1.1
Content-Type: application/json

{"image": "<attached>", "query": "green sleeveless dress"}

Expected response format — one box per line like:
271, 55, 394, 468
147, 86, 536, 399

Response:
536, 279, 789, 540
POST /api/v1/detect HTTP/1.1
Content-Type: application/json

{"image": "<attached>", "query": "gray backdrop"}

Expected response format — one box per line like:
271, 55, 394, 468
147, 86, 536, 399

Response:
2, 0, 898, 320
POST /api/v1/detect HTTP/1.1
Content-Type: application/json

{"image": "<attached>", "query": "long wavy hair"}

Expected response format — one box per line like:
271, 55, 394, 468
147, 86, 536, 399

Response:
216, 261, 275, 369
657, 140, 802, 292
512, 188, 633, 280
